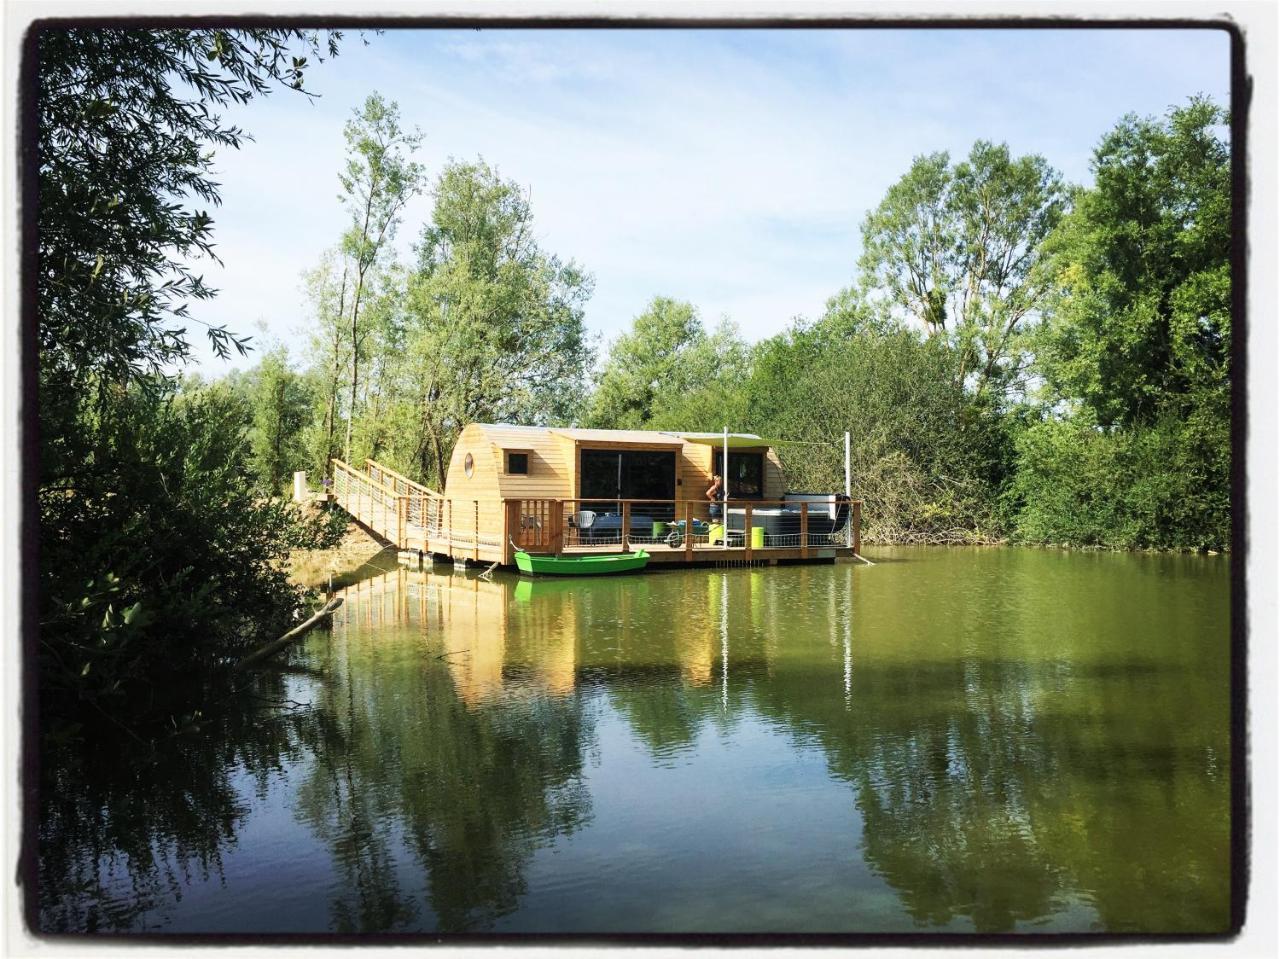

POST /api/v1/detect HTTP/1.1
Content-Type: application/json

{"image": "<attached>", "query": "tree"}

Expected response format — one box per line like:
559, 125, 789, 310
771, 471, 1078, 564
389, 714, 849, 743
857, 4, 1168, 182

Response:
36, 27, 344, 737
859, 142, 1067, 397
300, 249, 354, 472
1034, 97, 1230, 430
746, 303, 1008, 543
584, 297, 708, 429
38, 28, 340, 421
402, 159, 593, 484
347, 260, 412, 465
1011, 98, 1231, 550
646, 318, 752, 432
338, 92, 425, 461
246, 346, 313, 494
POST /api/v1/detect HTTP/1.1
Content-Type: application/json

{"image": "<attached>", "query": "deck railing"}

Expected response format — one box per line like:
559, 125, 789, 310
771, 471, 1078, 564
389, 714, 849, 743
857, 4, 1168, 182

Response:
330, 458, 410, 543
330, 460, 862, 563
504, 497, 862, 561
331, 458, 505, 554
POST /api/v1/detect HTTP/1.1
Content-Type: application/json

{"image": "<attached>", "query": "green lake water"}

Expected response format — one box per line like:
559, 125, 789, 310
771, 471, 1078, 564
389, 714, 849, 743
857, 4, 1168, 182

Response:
37, 546, 1233, 936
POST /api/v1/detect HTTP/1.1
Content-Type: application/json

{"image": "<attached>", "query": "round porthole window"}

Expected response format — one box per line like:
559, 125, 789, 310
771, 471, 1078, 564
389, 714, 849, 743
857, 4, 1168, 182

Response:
464, 452, 474, 478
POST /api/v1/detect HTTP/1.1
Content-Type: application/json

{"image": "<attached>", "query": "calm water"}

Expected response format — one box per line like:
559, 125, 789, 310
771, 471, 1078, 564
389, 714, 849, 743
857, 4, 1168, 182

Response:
37, 547, 1232, 935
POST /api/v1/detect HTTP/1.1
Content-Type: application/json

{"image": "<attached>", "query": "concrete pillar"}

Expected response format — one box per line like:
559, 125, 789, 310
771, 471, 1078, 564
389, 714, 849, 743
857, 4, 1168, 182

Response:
293, 471, 308, 503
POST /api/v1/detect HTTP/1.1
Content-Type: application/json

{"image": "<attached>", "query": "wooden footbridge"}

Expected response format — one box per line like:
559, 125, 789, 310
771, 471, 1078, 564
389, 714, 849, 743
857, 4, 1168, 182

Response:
330, 458, 860, 569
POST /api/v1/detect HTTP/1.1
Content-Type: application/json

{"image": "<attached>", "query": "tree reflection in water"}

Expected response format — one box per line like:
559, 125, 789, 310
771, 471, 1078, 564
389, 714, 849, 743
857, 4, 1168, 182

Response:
36, 551, 1231, 935
296, 569, 595, 932
37, 667, 315, 932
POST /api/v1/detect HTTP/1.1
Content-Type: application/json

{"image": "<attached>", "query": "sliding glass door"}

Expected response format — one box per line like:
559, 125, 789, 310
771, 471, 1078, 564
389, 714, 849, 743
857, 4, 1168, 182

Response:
580, 449, 676, 519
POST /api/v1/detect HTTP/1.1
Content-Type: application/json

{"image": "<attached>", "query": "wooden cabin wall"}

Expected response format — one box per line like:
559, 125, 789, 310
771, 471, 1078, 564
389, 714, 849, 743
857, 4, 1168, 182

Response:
680, 443, 713, 514
443, 423, 506, 540
443, 425, 793, 541
764, 449, 787, 498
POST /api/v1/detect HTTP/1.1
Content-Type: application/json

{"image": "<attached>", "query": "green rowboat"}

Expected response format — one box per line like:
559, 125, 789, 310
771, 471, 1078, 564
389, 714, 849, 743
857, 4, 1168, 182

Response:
514, 549, 650, 576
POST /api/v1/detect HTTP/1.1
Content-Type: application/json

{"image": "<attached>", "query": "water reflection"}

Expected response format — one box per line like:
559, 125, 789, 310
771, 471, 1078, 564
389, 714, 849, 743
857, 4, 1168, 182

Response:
37, 667, 316, 932
37, 548, 1231, 935
301, 569, 596, 931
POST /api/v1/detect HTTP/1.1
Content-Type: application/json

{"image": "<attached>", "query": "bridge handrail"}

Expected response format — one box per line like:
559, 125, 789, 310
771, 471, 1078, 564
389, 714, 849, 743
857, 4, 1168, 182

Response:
331, 458, 447, 546
364, 458, 442, 498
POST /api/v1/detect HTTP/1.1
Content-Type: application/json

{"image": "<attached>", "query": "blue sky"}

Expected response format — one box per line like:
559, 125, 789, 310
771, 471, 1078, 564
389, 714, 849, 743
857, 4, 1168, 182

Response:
187, 27, 1231, 374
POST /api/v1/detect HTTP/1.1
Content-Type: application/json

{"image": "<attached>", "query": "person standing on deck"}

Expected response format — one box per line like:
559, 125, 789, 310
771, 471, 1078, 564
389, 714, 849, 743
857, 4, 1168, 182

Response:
706, 474, 723, 519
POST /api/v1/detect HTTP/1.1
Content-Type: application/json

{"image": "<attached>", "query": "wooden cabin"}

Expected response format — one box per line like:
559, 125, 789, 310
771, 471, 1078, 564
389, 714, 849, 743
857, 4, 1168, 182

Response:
330, 424, 859, 567
443, 423, 787, 527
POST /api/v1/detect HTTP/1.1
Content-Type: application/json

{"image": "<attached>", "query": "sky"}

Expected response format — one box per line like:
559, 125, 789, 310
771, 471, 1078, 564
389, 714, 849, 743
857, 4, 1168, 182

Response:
185, 26, 1231, 374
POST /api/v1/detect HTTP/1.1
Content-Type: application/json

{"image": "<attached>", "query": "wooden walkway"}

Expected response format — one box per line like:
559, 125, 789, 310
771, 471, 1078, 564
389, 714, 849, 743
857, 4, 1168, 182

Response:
330, 458, 857, 568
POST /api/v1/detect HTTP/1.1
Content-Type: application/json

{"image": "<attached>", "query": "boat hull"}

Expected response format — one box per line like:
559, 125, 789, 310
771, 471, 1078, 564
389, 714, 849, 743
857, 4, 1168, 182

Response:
514, 550, 650, 576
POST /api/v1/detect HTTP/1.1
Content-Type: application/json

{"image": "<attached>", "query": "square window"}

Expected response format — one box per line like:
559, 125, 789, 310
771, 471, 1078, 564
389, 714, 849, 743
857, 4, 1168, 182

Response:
507, 452, 529, 475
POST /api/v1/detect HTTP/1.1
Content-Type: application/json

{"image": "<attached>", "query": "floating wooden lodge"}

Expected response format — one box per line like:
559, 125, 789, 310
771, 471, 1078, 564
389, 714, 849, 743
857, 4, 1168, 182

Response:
330, 424, 861, 568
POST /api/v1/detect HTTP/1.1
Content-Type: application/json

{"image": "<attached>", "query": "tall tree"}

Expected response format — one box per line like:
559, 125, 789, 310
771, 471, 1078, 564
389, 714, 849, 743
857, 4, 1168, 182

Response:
859, 142, 1067, 397
246, 346, 313, 494
404, 159, 593, 484
1034, 97, 1230, 429
38, 28, 340, 477
36, 27, 343, 735
301, 249, 353, 472
1010, 97, 1231, 550
338, 92, 425, 461
646, 318, 752, 432
584, 297, 706, 429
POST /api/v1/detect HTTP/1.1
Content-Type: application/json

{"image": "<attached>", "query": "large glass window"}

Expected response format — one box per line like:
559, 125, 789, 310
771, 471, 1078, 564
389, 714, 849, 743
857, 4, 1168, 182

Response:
713, 451, 764, 499
579, 448, 676, 517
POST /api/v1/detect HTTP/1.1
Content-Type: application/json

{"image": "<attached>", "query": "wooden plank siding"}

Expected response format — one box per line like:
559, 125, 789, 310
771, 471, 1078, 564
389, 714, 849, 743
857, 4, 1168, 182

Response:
331, 425, 860, 568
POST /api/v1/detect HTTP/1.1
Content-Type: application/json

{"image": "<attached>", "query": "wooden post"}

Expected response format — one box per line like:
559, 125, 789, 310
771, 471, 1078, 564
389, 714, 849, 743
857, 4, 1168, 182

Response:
621, 501, 631, 552
744, 502, 753, 561
447, 499, 453, 552
800, 501, 809, 559
684, 500, 694, 562
550, 500, 564, 555
502, 499, 516, 564
397, 496, 406, 548
853, 500, 862, 555
473, 500, 480, 561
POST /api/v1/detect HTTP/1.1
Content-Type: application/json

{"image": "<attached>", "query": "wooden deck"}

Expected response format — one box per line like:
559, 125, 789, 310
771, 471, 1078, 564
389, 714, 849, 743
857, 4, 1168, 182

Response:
330, 458, 859, 568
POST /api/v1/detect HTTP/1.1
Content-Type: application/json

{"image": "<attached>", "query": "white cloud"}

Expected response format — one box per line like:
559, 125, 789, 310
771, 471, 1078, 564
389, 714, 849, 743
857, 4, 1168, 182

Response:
183, 27, 1230, 373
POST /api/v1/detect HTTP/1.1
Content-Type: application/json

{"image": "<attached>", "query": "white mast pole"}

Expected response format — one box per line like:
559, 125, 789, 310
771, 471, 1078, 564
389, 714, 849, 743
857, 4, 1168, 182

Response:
722, 425, 729, 550
844, 430, 853, 549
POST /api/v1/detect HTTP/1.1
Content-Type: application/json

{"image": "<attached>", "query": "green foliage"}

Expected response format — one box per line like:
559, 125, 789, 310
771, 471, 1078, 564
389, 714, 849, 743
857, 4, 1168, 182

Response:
241, 346, 314, 494
585, 297, 705, 428
859, 141, 1067, 397
646, 318, 753, 432
339, 93, 425, 275
37, 27, 342, 407
1035, 97, 1230, 429
1015, 97, 1231, 551
1007, 400, 1230, 551
748, 300, 1009, 543
586, 297, 752, 432
37, 27, 343, 738
299, 249, 355, 473
586, 298, 751, 431
337, 93, 426, 462
387, 159, 593, 484
39, 384, 312, 735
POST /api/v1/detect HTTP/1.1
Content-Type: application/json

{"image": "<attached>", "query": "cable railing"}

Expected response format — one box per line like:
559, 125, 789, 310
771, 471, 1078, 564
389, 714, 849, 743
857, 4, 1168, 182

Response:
331, 459, 862, 561
506, 496, 861, 558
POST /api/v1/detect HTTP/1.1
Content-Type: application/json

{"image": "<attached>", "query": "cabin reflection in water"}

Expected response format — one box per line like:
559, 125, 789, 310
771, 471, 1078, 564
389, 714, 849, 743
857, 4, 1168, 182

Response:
329, 566, 808, 704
